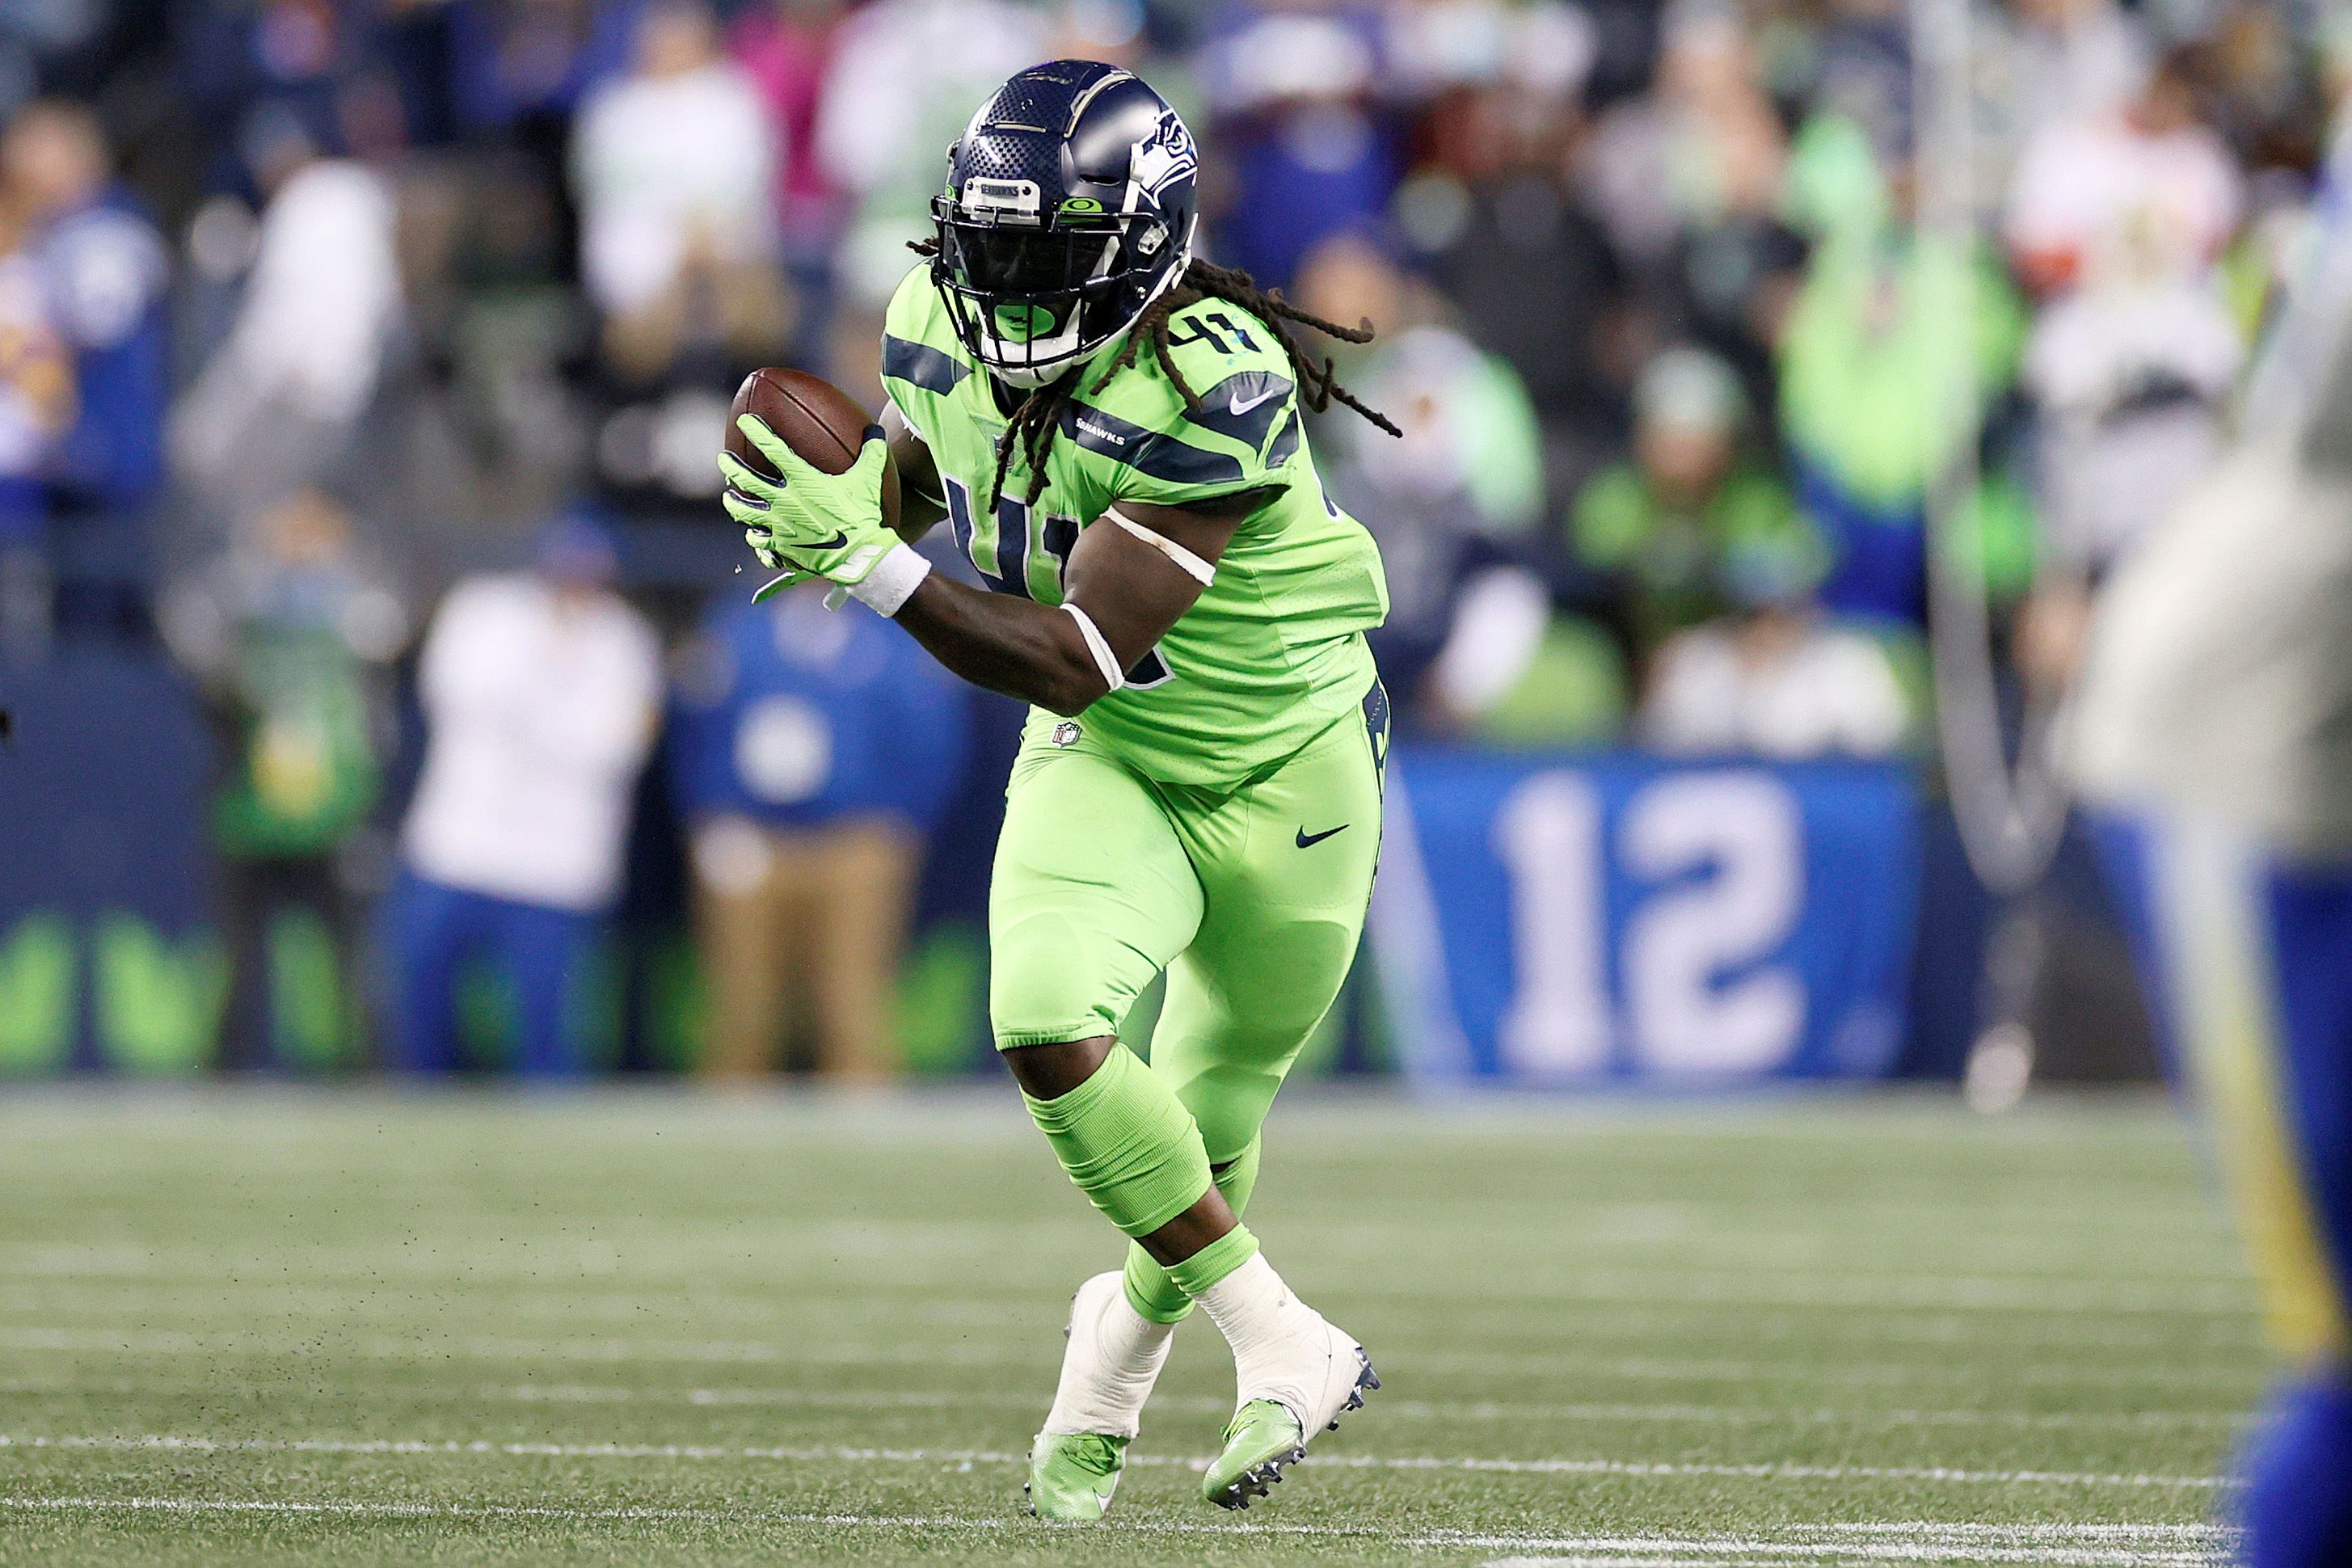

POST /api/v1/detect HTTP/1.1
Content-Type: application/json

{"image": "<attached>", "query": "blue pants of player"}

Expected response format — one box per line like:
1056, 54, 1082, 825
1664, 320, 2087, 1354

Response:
378, 870, 600, 1077
2112, 821, 2352, 1567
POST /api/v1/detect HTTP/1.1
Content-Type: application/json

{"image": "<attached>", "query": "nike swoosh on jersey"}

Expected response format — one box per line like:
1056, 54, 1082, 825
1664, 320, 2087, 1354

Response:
1295, 824, 1349, 848
1228, 386, 1283, 416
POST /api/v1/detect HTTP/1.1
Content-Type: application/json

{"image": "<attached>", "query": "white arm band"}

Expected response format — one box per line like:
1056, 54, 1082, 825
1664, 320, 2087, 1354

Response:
1060, 601, 1126, 693
1106, 508, 1216, 587
845, 542, 933, 618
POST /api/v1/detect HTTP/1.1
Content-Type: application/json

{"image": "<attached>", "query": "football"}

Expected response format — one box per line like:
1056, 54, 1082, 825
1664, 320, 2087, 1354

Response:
727, 366, 903, 536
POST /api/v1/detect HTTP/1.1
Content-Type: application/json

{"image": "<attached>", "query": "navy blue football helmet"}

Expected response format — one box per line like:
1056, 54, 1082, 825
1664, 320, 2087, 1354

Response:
931, 61, 1199, 387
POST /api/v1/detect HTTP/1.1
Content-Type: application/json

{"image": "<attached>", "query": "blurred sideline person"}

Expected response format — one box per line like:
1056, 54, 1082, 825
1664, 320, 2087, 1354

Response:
382, 513, 659, 1076
2072, 160, 2352, 1567
669, 584, 967, 1080
162, 488, 404, 1071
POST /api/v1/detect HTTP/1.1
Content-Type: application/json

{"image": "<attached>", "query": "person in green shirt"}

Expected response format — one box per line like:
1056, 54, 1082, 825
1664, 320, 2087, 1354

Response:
1570, 344, 1814, 661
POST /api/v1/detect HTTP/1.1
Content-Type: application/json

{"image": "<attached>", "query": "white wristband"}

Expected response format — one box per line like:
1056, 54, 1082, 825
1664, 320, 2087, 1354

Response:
1060, 601, 1126, 693
846, 542, 933, 618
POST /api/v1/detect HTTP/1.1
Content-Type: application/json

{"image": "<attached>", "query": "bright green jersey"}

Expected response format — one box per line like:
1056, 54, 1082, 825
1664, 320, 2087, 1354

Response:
880, 265, 1387, 787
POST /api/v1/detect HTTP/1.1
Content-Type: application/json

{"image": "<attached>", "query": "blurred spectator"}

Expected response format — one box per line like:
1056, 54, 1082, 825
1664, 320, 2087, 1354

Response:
731, 0, 849, 362
176, 0, 356, 196
8, 101, 167, 511
1193, 0, 1393, 291
171, 113, 402, 527
1397, 62, 1620, 464
2008, 48, 2245, 580
2005, 48, 2240, 301
162, 488, 405, 1071
1776, 114, 2025, 626
383, 512, 660, 1075
2004, 48, 2248, 696
570, 0, 784, 379
1639, 545, 1911, 760
444, 0, 643, 280
6, 100, 171, 639
1424, 565, 1629, 748
453, 0, 640, 142
0, 175, 75, 656
1579, 1, 1803, 409
1570, 344, 1806, 663
1296, 234, 1542, 705
669, 586, 967, 1080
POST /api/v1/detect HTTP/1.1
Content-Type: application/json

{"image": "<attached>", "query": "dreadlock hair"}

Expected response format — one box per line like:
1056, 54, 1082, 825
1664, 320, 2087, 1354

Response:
912, 242, 1402, 512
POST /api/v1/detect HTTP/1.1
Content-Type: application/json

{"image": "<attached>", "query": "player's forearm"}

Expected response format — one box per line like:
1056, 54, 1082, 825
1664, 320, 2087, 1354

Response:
893, 575, 1109, 716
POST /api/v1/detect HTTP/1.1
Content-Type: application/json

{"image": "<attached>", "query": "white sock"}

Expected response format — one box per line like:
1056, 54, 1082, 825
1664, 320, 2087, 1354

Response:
1193, 1253, 1321, 1413
1041, 1278, 1175, 1439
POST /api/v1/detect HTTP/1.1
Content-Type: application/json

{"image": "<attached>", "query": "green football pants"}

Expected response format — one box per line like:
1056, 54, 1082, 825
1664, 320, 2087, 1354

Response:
991, 687, 1387, 1317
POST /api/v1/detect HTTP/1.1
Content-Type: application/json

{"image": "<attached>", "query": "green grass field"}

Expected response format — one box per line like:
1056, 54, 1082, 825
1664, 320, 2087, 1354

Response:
0, 1090, 2260, 1566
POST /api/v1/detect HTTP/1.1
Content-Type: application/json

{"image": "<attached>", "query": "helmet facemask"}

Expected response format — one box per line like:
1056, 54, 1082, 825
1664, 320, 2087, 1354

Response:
932, 189, 1189, 388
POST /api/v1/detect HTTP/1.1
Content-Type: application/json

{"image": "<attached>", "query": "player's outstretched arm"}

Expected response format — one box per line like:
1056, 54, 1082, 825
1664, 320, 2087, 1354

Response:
892, 492, 1257, 715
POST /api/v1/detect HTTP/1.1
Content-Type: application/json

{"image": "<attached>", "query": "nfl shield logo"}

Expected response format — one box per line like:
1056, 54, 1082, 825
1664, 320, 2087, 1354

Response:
1051, 721, 1082, 748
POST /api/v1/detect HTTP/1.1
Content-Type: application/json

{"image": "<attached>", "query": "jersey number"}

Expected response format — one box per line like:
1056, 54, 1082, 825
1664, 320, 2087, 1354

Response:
1162, 311, 1258, 357
941, 475, 1172, 689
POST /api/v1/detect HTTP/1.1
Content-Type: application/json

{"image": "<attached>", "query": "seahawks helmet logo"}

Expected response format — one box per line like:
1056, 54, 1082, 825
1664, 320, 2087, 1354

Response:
1130, 111, 1196, 201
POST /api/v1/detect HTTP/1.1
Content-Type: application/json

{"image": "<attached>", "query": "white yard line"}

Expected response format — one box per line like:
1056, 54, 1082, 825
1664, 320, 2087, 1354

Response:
0, 1494, 2224, 1565
0, 1367, 2249, 1432
0, 1316, 2266, 1370
0, 1433, 2232, 1491
467, 1382, 2250, 1433
0, 1256, 2253, 1318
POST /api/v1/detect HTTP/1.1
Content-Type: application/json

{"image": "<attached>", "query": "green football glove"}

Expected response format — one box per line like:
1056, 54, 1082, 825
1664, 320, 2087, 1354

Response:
720, 415, 896, 604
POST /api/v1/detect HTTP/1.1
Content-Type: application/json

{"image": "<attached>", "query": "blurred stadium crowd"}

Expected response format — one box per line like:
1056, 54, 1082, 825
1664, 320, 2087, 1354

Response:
0, 0, 2336, 1075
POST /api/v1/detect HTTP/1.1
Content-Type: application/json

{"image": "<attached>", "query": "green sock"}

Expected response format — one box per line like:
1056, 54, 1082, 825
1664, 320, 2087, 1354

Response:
1163, 1223, 1260, 1301
1123, 1136, 1260, 1323
1021, 1044, 1216, 1239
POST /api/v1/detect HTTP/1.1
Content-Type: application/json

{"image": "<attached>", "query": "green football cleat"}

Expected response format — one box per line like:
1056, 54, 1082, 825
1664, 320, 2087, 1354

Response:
1025, 1431, 1129, 1521
1201, 1398, 1305, 1509
1202, 1331, 1379, 1510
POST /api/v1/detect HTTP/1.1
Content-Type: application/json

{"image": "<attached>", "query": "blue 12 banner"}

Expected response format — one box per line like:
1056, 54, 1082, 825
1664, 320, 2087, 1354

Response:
1372, 749, 1920, 1085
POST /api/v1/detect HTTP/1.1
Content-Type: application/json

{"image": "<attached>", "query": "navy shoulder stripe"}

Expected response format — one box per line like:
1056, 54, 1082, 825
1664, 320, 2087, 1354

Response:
1265, 408, 1300, 469
882, 335, 969, 395
1185, 371, 1294, 455
1060, 402, 1246, 487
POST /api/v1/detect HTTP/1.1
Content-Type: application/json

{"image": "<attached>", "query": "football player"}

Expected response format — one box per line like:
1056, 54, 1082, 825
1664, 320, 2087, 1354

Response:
2072, 152, 2352, 1567
719, 62, 1398, 1519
